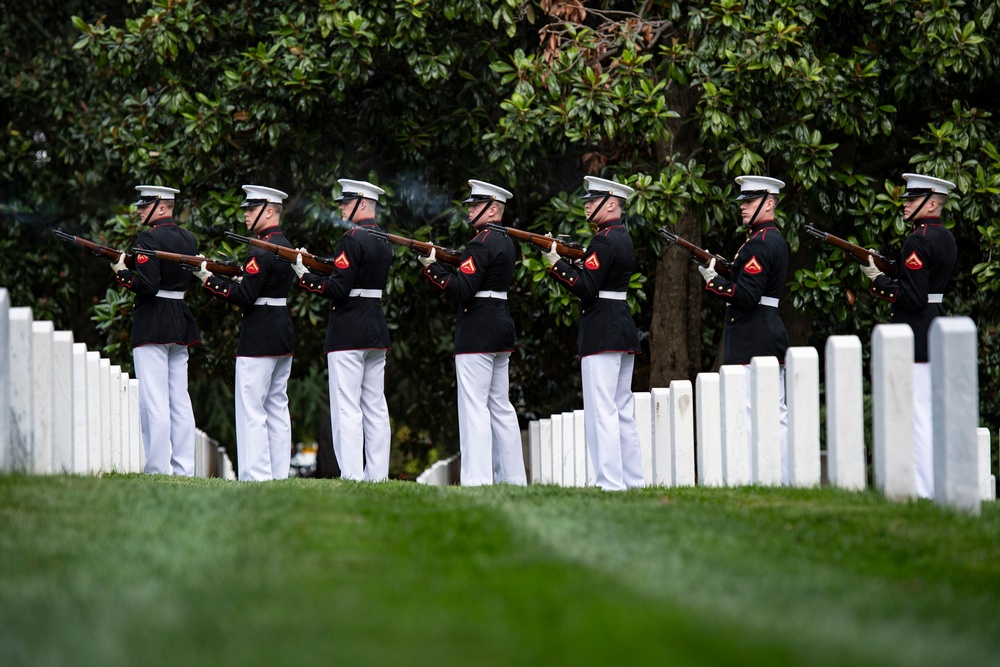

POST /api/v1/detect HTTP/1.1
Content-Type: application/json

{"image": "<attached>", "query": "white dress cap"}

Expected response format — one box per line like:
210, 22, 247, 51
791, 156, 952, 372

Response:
734, 175, 785, 201
464, 179, 513, 204
133, 185, 180, 206
901, 173, 956, 198
240, 185, 288, 208
583, 175, 634, 200
336, 179, 385, 202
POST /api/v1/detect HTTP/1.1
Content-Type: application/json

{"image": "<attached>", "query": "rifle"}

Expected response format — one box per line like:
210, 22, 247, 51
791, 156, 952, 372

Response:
366, 228, 463, 266
803, 225, 898, 278
133, 248, 243, 277
225, 231, 336, 276
486, 223, 586, 260
53, 229, 135, 270
656, 227, 733, 279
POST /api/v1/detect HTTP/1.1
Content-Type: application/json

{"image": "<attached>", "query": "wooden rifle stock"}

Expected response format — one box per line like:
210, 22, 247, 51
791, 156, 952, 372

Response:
656, 227, 732, 279
486, 223, 586, 260
53, 229, 135, 270
366, 229, 462, 266
133, 248, 243, 277
225, 231, 335, 276
803, 225, 898, 278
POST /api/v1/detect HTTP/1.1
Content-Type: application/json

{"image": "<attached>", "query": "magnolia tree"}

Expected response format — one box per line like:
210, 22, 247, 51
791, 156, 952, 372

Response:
2, 0, 998, 472
487, 0, 999, 380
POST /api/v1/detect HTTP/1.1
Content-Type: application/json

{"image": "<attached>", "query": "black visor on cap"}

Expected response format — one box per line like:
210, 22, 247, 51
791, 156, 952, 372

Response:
133, 196, 159, 207
735, 189, 770, 201
240, 198, 268, 209
901, 187, 934, 199
463, 194, 495, 204
335, 191, 363, 202
583, 189, 615, 200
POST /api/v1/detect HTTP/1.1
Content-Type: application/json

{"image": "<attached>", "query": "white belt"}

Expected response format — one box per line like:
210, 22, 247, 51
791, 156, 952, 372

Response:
156, 290, 185, 300
253, 297, 287, 306
474, 290, 507, 300
349, 289, 382, 298
928, 293, 943, 304
598, 291, 627, 301
759, 296, 779, 308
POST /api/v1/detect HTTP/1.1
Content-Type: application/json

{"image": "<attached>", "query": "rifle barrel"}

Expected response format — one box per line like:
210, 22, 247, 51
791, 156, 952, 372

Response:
803, 224, 827, 240
656, 226, 732, 279
802, 224, 898, 277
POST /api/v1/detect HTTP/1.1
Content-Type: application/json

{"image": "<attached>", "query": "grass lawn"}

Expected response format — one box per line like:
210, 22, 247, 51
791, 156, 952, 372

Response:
1, 475, 998, 666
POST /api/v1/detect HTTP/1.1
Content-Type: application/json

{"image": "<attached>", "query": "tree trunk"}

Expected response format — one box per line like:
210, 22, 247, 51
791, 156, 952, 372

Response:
649, 213, 705, 386
648, 87, 705, 387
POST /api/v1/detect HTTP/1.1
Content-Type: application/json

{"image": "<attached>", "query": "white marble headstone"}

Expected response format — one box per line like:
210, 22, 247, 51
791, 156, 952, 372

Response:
633, 392, 652, 485
51, 331, 75, 473
786, 347, 820, 487
930, 317, 980, 514
528, 420, 540, 484
750, 356, 782, 486
825, 335, 866, 490
670, 380, 695, 486
695, 373, 723, 487
651, 388, 672, 486
720, 366, 749, 486
32, 321, 54, 475
871, 324, 915, 500
71, 343, 89, 474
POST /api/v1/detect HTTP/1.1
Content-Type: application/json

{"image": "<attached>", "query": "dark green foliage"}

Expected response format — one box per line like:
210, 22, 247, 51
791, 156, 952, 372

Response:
2, 1, 999, 474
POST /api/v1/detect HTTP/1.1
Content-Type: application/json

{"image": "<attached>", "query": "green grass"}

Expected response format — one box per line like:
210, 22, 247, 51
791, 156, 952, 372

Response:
1, 476, 999, 667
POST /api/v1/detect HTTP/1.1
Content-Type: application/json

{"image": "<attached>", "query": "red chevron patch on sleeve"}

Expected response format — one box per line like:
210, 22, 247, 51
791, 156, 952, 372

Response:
136, 253, 149, 265
460, 257, 477, 275
904, 251, 924, 270
584, 252, 600, 270
334, 251, 350, 270
743, 255, 763, 274
245, 257, 260, 275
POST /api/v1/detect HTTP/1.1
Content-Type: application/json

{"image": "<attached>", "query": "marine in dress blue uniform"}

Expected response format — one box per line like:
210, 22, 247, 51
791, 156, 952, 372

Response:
113, 185, 200, 476
419, 180, 526, 486
194, 185, 296, 482
700, 176, 790, 483
293, 179, 392, 482
860, 173, 958, 498
543, 176, 642, 492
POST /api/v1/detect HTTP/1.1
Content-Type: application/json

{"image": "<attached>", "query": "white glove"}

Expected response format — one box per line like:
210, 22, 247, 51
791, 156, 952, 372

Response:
193, 260, 213, 285
111, 252, 127, 273
292, 249, 309, 278
543, 240, 560, 267
418, 247, 436, 268
698, 258, 718, 283
860, 254, 882, 281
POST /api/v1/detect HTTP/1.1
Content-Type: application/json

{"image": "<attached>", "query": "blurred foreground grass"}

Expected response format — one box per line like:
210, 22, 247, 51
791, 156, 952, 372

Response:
1, 475, 998, 666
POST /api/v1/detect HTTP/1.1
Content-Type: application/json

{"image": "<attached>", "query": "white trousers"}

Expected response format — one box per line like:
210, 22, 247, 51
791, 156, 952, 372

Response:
133, 344, 195, 476
455, 352, 527, 486
235, 356, 292, 482
328, 350, 391, 481
913, 363, 933, 498
744, 365, 789, 484
580, 352, 644, 491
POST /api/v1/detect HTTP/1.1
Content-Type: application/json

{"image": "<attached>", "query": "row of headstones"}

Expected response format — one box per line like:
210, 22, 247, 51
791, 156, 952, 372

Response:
527, 318, 996, 514
0, 288, 233, 478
